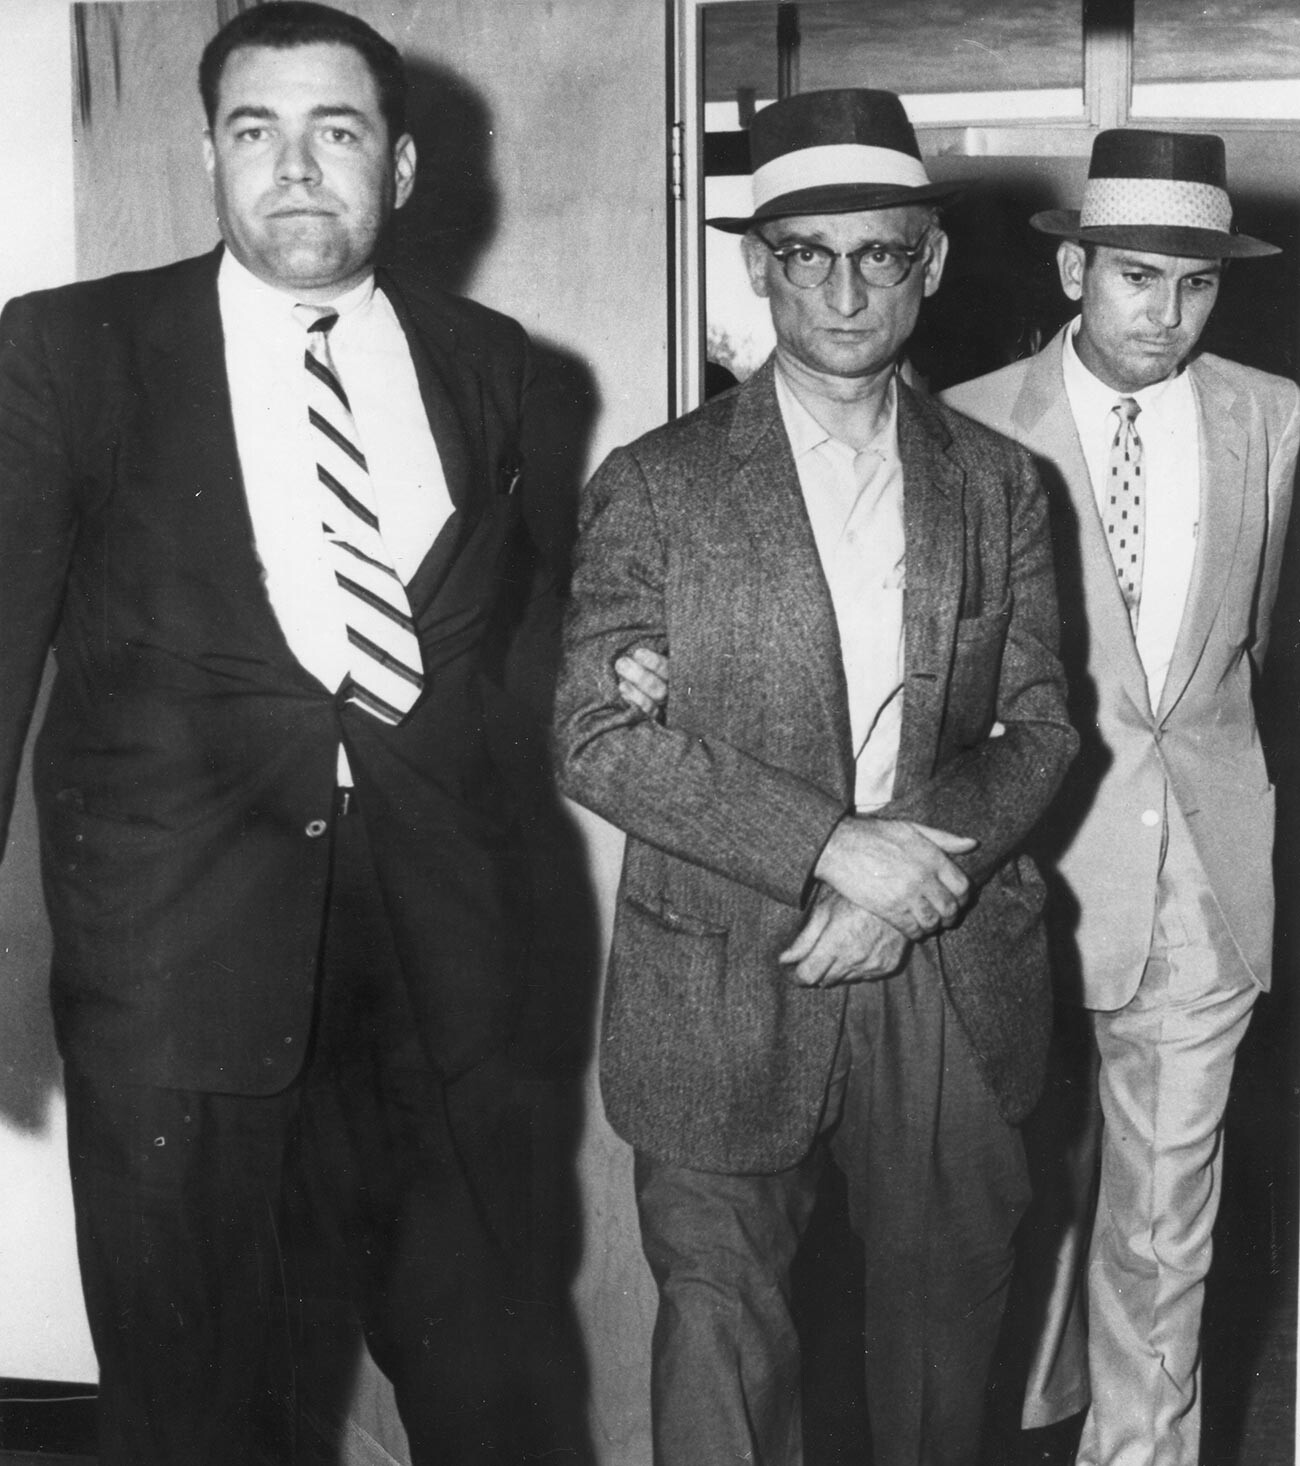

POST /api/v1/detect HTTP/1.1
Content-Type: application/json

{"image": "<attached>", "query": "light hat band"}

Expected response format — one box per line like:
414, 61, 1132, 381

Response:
752, 143, 933, 211
1079, 177, 1233, 233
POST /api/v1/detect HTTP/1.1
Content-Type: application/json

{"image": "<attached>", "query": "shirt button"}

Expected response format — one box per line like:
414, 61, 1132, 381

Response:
1141, 809, 1160, 828
305, 818, 328, 838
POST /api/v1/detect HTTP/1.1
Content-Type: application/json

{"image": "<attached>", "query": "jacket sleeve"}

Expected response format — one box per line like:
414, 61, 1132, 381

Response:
552, 444, 844, 909
0, 293, 79, 853
867, 438, 1077, 887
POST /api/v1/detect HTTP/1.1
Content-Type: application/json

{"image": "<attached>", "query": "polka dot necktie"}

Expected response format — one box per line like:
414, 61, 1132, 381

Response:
1104, 396, 1144, 631
295, 305, 425, 725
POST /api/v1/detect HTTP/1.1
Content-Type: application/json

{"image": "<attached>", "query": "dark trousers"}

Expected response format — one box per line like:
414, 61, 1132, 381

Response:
634, 949, 1029, 1466
63, 796, 527, 1466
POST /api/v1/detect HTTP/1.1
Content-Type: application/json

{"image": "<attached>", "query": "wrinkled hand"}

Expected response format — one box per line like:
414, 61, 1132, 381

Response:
614, 646, 670, 719
779, 887, 909, 987
814, 815, 977, 942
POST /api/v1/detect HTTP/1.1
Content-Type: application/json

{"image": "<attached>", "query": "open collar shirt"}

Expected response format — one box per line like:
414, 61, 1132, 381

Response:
775, 365, 905, 812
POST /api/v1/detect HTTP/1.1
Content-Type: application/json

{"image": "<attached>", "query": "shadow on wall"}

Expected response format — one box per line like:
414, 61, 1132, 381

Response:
383, 57, 501, 298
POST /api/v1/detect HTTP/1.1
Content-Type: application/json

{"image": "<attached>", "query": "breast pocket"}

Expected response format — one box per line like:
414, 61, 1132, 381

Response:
946, 595, 1012, 746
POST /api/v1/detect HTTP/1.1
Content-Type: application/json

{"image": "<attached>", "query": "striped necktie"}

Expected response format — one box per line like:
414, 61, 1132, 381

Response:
1104, 396, 1144, 631
296, 305, 425, 725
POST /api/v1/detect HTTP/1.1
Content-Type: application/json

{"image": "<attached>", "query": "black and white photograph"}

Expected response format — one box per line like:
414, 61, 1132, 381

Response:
0, 3, 1297, 1463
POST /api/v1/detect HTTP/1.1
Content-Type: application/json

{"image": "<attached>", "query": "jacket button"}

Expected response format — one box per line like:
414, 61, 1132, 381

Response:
305, 818, 328, 838
1141, 809, 1160, 828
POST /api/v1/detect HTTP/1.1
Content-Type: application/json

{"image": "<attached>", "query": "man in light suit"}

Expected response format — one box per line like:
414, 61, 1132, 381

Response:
0, 4, 548, 1461
555, 89, 1076, 1466
942, 129, 1299, 1466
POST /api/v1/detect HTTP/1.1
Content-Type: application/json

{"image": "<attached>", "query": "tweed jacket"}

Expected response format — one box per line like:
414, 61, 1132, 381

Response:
554, 361, 1076, 1172
0, 246, 539, 1095
943, 329, 1299, 1007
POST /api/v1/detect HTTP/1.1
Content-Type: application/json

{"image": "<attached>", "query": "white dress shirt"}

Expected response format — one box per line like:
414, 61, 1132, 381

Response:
1061, 320, 1200, 709
775, 368, 906, 812
218, 252, 452, 778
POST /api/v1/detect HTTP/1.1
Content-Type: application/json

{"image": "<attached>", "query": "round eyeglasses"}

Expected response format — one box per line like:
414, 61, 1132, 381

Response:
756, 230, 933, 290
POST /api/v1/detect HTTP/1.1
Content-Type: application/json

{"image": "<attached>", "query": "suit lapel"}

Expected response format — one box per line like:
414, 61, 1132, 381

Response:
138, 253, 493, 678
138, 250, 316, 677
724, 363, 856, 783
375, 272, 490, 609
139, 250, 246, 521
1156, 357, 1247, 721
893, 384, 966, 794
1012, 331, 1153, 716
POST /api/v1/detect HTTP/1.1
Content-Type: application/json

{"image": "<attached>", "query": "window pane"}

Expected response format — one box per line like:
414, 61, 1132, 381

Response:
1132, 0, 1300, 118
703, 0, 1084, 126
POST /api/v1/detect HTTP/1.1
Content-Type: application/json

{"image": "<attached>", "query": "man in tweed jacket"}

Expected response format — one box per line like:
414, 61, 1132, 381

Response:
554, 90, 1076, 1466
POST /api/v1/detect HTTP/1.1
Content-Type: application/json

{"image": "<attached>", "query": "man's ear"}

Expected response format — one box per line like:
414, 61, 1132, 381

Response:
922, 227, 949, 298
740, 231, 771, 299
392, 133, 417, 211
1057, 240, 1086, 303
202, 130, 216, 192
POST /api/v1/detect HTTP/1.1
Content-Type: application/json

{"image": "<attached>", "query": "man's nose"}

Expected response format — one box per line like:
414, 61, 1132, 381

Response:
1149, 281, 1182, 328
276, 135, 321, 186
824, 255, 869, 315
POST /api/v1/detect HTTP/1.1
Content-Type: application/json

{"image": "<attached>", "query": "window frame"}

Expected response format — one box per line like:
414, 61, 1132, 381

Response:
670, 0, 1300, 414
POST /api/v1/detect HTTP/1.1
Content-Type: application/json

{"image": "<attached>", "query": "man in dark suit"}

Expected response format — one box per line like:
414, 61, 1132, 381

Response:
0, 4, 543, 1461
554, 89, 1077, 1466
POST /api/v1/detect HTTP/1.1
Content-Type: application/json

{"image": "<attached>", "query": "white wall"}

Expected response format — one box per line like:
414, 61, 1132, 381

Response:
0, 0, 97, 1385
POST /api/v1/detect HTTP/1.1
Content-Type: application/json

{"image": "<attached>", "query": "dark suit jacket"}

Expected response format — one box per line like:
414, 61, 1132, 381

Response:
554, 361, 1077, 1173
0, 246, 538, 1095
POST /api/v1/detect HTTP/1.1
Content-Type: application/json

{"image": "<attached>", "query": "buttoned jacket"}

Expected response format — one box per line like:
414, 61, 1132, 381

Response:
0, 246, 538, 1092
943, 330, 1299, 1006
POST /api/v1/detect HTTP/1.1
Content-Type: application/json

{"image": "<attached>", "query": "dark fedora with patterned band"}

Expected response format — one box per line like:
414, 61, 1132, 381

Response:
706, 88, 960, 234
1032, 128, 1278, 259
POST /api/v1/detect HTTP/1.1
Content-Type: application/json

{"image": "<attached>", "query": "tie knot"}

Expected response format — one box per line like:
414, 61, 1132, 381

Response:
294, 304, 338, 335
1114, 396, 1141, 424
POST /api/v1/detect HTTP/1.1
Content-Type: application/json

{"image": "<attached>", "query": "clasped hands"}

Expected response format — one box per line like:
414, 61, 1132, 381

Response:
614, 647, 976, 989
793, 815, 975, 987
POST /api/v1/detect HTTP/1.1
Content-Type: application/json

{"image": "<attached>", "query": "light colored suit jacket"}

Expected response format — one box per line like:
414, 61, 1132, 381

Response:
943, 330, 1299, 1009
554, 361, 1076, 1172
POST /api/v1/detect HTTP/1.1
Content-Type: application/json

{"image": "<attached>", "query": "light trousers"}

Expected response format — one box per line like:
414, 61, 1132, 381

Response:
1016, 806, 1258, 1466
1078, 903, 1256, 1466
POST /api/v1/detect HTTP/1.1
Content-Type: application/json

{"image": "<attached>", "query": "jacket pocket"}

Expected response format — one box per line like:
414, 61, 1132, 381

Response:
946, 594, 1013, 746
955, 592, 1012, 645
622, 891, 729, 941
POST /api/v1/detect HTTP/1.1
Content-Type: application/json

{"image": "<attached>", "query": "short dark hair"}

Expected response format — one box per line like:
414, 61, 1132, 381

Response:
199, 2, 407, 141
